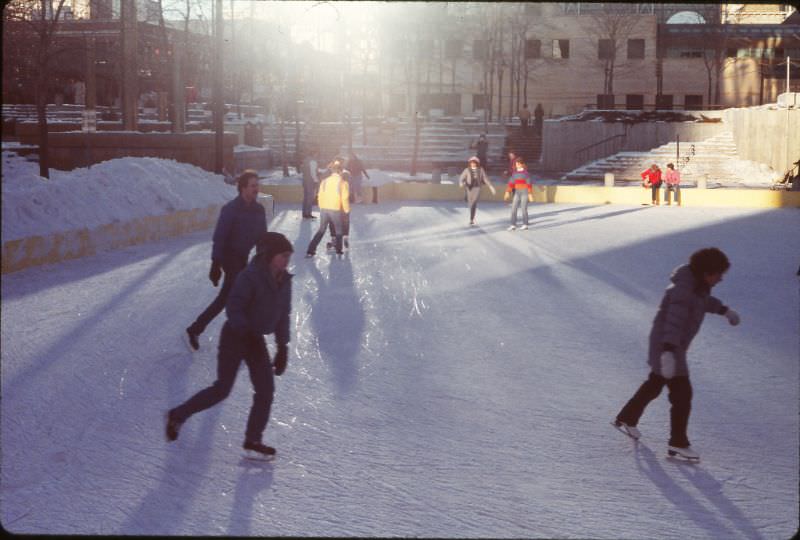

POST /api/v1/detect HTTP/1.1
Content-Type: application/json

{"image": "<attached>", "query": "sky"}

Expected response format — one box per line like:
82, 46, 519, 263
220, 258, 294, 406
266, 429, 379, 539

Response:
1, 154, 798, 537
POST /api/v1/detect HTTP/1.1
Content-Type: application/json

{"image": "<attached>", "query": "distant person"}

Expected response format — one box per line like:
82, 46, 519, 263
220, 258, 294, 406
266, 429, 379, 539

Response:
504, 151, 517, 180
503, 157, 534, 231
300, 147, 320, 219
534, 103, 544, 133
458, 156, 496, 226
613, 247, 740, 461
185, 170, 267, 351
641, 163, 663, 206
664, 163, 681, 206
168, 232, 294, 460
306, 158, 350, 257
470, 133, 489, 169
519, 104, 531, 130
347, 151, 370, 204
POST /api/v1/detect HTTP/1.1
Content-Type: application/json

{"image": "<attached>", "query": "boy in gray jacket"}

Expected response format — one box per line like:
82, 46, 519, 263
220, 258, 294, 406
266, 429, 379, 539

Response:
168, 232, 293, 459
613, 247, 740, 460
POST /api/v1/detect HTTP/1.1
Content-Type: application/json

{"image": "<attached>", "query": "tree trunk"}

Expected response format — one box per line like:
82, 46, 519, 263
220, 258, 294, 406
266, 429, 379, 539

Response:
36, 73, 50, 178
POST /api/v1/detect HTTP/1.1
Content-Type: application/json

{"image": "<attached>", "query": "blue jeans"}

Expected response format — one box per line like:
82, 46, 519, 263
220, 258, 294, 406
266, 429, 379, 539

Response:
172, 322, 275, 443
510, 190, 529, 226
307, 209, 343, 254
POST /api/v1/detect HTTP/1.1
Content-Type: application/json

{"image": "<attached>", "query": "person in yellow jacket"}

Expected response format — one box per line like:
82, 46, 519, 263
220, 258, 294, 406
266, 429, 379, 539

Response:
306, 159, 350, 257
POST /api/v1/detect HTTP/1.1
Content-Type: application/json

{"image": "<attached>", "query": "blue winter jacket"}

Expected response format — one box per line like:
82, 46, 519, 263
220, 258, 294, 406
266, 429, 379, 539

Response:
648, 264, 728, 377
225, 259, 292, 346
211, 196, 267, 266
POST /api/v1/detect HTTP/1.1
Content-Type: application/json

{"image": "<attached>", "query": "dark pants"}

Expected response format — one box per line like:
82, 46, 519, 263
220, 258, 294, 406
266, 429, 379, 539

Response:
327, 211, 350, 238
469, 201, 478, 221
307, 209, 343, 255
616, 372, 693, 448
650, 184, 661, 204
171, 322, 275, 443
188, 257, 247, 336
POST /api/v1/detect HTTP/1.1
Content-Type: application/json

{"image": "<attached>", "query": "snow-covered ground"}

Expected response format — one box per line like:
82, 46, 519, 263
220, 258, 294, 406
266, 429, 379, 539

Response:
1, 157, 799, 537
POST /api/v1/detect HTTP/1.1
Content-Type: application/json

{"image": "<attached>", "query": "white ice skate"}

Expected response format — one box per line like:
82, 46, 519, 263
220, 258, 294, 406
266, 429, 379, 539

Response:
611, 419, 641, 440
507, 225, 517, 231
668, 445, 700, 461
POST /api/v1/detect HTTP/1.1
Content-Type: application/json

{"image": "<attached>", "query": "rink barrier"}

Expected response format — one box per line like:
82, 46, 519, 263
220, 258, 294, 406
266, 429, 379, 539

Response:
258, 183, 800, 208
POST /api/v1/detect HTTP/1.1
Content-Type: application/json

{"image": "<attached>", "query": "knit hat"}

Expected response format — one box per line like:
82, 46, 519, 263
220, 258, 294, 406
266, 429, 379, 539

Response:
468, 156, 480, 165
255, 232, 294, 263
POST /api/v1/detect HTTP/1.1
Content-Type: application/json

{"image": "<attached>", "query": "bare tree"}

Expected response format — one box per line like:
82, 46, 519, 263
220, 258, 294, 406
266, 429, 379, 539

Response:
587, 8, 646, 100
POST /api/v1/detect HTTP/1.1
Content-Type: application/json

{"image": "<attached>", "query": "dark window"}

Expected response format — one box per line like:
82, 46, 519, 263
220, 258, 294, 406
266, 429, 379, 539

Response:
472, 94, 488, 111
473, 40, 489, 60
553, 39, 569, 59
445, 39, 462, 59
626, 94, 644, 110
684, 94, 703, 110
726, 47, 738, 58
418, 93, 461, 116
598, 39, 615, 60
628, 39, 645, 59
655, 94, 674, 110
525, 39, 542, 59
597, 94, 615, 109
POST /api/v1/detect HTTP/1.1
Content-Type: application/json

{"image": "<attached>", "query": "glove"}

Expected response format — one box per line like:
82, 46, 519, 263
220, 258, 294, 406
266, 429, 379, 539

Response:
724, 308, 740, 326
209, 260, 222, 287
274, 345, 288, 376
503, 192, 510, 202
660, 351, 676, 379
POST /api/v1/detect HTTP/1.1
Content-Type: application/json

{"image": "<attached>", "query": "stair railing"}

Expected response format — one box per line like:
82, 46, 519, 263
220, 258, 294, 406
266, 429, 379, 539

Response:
575, 130, 628, 166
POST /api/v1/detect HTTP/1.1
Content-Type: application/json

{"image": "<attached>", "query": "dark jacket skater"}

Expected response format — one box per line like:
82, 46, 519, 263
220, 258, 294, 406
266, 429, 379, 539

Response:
614, 248, 740, 458
168, 232, 294, 456
186, 170, 267, 350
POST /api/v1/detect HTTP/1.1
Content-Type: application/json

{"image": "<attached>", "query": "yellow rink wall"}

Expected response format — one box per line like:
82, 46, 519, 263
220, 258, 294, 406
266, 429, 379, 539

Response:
259, 183, 800, 208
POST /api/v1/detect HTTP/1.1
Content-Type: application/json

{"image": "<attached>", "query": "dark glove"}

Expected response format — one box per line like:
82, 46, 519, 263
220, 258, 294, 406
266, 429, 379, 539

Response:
209, 260, 222, 287
274, 344, 288, 376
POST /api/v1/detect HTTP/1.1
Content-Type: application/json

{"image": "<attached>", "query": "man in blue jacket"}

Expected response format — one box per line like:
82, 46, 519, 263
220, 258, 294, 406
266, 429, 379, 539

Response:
168, 232, 294, 458
186, 170, 267, 351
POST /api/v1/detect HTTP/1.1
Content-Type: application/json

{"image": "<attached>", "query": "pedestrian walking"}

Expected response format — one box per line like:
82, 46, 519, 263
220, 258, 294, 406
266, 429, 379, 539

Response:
185, 170, 267, 351
641, 163, 663, 206
301, 147, 320, 219
612, 247, 740, 461
167, 232, 294, 459
519, 104, 531, 130
306, 158, 350, 257
503, 157, 534, 230
458, 156, 496, 226
470, 133, 489, 168
664, 163, 682, 206
347, 151, 370, 204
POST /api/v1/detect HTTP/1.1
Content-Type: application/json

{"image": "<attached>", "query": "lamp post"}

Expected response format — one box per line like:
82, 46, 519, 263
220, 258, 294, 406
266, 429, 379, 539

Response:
213, 0, 224, 174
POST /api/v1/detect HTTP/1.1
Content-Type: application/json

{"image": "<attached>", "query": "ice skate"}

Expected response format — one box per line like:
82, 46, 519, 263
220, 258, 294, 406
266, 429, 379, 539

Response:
520, 224, 529, 230
507, 225, 517, 231
667, 445, 700, 461
611, 419, 641, 440
343, 236, 349, 250
243, 440, 276, 461
184, 328, 199, 352
165, 410, 184, 442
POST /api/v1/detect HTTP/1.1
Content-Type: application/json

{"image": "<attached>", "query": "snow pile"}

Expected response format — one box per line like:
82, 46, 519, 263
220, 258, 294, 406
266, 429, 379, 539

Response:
1, 152, 236, 242
709, 158, 782, 187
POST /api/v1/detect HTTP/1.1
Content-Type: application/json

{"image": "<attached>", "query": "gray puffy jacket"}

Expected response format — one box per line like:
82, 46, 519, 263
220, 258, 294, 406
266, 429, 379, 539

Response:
648, 264, 728, 377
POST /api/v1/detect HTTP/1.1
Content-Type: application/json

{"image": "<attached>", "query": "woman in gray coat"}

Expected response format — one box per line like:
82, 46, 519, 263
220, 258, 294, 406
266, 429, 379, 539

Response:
458, 156, 496, 226
613, 247, 740, 461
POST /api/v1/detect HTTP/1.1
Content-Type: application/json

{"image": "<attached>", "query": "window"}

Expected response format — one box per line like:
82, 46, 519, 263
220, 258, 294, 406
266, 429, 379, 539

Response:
525, 39, 541, 59
472, 94, 488, 111
598, 39, 615, 60
667, 47, 703, 59
626, 94, 644, 110
628, 39, 645, 59
552, 39, 569, 59
473, 40, 489, 61
445, 39, 462, 59
684, 95, 703, 110
419, 93, 461, 116
655, 94, 674, 110
597, 94, 615, 109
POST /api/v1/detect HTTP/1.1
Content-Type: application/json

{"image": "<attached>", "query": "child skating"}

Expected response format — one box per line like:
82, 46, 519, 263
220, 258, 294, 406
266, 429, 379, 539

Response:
503, 157, 534, 230
458, 156, 496, 226
612, 247, 740, 461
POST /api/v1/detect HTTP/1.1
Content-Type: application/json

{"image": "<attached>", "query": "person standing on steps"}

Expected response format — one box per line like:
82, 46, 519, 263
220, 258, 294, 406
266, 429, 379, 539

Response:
664, 162, 681, 206
458, 156, 496, 226
167, 232, 294, 459
613, 247, 740, 461
185, 170, 267, 351
641, 163, 663, 206
503, 157, 534, 230
519, 103, 531, 131
470, 133, 489, 170
301, 146, 320, 219
306, 158, 350, 257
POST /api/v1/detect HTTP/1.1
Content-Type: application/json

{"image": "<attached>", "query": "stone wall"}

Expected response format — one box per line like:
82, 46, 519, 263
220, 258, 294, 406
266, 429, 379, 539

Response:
723, 103, 800, 175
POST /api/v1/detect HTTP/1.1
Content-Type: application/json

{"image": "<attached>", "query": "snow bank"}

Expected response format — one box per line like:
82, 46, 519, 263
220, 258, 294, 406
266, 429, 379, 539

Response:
1, 152, 236, 242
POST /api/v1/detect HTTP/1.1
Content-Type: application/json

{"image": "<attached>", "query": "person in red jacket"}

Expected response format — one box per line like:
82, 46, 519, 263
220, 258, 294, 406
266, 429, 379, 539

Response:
503, 157, 534, 230
641, 164, 663, 206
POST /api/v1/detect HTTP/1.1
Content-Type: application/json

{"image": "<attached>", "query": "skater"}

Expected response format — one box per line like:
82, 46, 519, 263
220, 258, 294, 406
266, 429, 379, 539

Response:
185, 170, 267, 351
167, 232, 294, 459
664, 163, 681, 206
306, 158, 350, 257
613, 247, 741, 461
458, 156, 496, 226
347, 151, 370, 204
301, 146, 320, 219
503, 157, 534, 230
641, 163, 663, 206
324, 157, 352, 250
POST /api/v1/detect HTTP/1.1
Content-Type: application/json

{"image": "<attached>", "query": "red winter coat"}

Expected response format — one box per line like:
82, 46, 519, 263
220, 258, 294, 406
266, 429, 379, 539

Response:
641, 168, 662, 187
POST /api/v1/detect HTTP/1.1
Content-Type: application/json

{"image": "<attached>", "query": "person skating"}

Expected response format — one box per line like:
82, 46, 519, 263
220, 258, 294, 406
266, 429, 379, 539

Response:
503, 157, 534, 230
613, 247, 740, 461
167, 232, 294, 459
347, 151, 370, 204
185, 170, 267, 351
458, 156, 496, 226
306, 158, 350, 257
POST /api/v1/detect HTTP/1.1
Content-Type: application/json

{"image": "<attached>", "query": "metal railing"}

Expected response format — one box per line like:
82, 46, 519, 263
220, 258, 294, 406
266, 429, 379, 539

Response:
575, 131, 628, 165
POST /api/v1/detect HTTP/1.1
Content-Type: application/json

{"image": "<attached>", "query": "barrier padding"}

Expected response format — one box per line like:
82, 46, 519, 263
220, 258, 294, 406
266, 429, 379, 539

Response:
259, 183, 800, 208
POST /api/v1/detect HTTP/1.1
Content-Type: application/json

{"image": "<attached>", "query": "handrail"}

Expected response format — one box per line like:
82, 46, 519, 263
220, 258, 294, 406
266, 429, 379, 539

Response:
575, 131, 628, 165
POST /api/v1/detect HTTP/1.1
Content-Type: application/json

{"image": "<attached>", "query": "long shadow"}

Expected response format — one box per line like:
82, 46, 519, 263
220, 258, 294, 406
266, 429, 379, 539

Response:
226, 460, 275, 536
531, 206, 650, 230
307, 257, 364, 397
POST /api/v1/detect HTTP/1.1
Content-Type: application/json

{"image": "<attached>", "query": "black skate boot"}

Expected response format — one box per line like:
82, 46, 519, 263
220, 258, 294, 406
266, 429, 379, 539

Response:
165, 410, 184, 442
243, 440, 276, 460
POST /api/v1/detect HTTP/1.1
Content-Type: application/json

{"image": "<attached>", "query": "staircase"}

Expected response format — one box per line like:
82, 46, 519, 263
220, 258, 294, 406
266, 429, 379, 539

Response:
561, 132, 747, 184
504, 126, 543, 165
